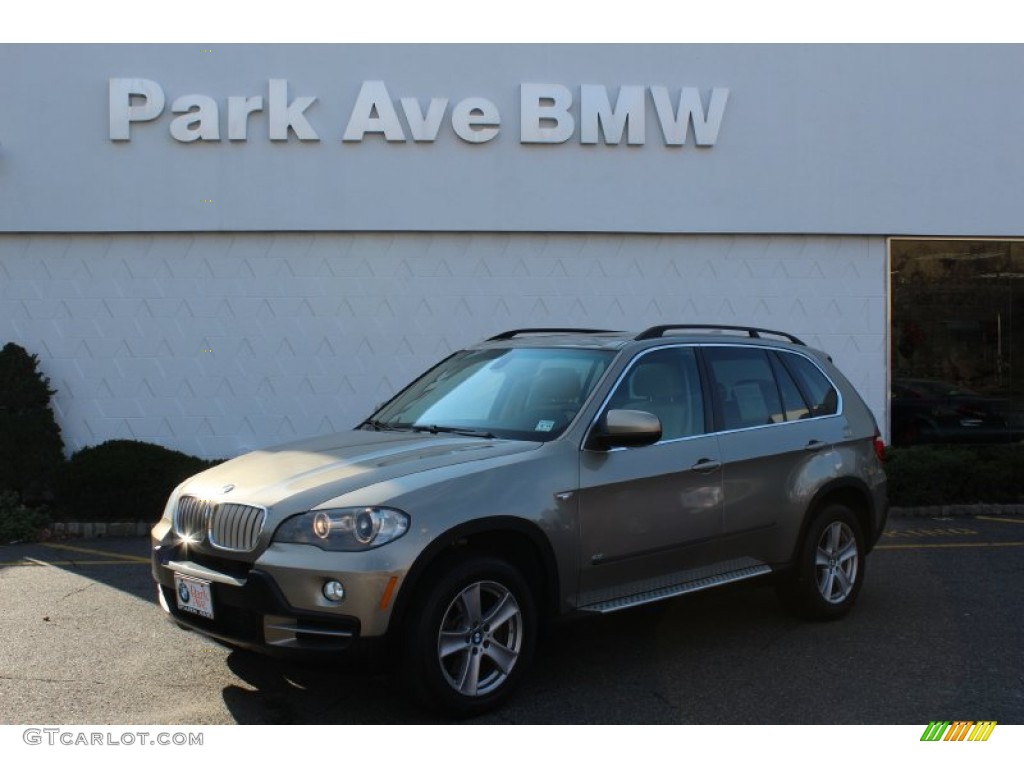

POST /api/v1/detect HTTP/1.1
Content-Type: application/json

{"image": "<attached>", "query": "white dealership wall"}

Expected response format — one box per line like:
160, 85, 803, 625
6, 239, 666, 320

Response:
0, 232, 885, 457
1, 44, 1021, 457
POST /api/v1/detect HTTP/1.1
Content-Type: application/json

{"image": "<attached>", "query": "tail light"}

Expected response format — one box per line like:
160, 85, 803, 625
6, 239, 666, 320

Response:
873, 429, 886, 462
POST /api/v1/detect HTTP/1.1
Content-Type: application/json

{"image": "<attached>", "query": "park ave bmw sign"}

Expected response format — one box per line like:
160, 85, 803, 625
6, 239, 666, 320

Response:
109, 79, 730, 147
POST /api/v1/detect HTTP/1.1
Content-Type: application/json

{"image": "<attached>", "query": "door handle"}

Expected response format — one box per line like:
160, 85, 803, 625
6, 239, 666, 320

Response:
804, 440, 827, 452
690, 458, 722, 474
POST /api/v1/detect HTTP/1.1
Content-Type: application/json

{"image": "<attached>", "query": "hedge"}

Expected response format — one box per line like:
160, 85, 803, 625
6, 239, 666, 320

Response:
0, 343, 65, 503
55, 440, 220, 523
885, 444, 1024, 507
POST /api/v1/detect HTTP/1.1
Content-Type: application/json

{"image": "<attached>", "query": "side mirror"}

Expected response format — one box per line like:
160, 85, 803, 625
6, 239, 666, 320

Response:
588, 409, 662, 450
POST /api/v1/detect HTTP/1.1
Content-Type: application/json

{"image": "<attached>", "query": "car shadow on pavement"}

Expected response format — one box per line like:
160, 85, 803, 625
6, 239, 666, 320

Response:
218, 580, 795, 725
221, 647, 433, 724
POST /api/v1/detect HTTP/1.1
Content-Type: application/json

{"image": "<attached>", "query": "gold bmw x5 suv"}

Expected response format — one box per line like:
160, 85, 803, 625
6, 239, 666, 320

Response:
152, 326, 887, 716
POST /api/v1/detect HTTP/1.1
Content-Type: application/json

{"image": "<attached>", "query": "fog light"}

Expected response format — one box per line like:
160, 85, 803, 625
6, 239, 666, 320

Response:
323, 580, 345, 602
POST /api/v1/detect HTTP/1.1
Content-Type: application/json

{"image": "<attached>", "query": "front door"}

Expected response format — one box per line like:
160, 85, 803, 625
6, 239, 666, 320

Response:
576, 347, 724, 602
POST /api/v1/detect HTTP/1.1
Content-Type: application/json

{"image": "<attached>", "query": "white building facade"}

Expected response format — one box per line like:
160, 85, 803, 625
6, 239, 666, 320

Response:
1, 45, 1021, 457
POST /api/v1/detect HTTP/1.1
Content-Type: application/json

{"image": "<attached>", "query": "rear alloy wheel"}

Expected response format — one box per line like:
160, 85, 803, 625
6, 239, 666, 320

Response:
406, 554, 536, 717
779, 504, 865, 620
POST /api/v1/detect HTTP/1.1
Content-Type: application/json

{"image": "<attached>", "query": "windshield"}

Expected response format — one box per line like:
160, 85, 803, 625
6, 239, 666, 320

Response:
368, 347, 615, 441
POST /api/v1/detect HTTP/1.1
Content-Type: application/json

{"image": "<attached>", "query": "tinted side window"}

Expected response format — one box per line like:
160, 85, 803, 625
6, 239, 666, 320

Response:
703, 347, 784, 429
607, 347, 706, 440
769, 352, 812, 421
780, 352, 840, 417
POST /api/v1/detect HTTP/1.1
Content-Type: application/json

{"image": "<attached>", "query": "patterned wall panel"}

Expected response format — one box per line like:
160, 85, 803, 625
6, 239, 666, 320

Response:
0, 233, 888, 458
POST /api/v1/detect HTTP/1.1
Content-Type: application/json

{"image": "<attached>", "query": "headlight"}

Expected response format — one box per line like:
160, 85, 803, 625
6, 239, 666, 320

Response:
273, 507, 410, 551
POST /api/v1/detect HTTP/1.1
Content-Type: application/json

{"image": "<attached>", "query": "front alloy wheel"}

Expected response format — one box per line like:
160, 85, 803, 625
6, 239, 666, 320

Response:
406, 554, 536, 717
437, 580, 524, 697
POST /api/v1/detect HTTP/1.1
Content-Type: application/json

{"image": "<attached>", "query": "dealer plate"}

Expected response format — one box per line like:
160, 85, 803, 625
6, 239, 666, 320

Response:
174, 574, 214, 620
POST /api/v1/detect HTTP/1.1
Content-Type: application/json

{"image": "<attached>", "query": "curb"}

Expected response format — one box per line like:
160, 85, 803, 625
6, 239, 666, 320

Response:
47, 521, 153, 539
890, 504, 1024, 519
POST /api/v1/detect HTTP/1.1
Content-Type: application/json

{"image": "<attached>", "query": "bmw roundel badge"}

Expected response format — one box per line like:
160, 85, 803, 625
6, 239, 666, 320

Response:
178, 582, 190, 603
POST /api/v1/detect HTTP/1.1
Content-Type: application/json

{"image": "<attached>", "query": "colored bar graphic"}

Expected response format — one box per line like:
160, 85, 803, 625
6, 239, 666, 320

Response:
968, 722, 997, 742
921, 721, 950, 741
920, 721, 997, 742
944, 721, 973, 741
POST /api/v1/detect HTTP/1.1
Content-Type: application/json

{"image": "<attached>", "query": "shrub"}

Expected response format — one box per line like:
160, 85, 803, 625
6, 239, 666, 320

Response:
0, 343, 65, 503
886, 444, 1024, 507
0, 490, 51, 544
56, 440, 220, 522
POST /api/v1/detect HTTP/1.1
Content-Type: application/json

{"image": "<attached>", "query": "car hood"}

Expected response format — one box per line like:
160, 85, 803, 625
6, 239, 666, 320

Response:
177, 429, 542, 514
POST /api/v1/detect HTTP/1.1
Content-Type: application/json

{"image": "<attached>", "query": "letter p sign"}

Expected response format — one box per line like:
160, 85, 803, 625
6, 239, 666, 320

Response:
109, 78, 166, 140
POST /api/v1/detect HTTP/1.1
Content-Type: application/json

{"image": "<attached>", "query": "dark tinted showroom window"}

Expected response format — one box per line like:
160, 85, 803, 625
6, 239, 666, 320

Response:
891, 239, 1023, 446
703, 347, 785, 429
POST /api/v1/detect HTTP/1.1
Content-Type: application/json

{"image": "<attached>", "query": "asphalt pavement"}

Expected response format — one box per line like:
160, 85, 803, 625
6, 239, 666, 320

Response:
1, 513, 1022, 724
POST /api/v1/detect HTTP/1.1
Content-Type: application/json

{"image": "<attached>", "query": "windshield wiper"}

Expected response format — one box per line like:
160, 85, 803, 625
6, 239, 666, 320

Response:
409, 425, 496, 439
359, 419, 413, 432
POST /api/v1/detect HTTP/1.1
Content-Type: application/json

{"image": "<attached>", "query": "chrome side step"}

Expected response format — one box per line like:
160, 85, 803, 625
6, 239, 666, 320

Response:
579, 564, 772, 614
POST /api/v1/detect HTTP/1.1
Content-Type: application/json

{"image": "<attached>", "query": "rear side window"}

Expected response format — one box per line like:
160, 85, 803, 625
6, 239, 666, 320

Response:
703, 346, 841, 430
768, 353, 812, 421
779, 351, 840, 417
703, 347, 785, 430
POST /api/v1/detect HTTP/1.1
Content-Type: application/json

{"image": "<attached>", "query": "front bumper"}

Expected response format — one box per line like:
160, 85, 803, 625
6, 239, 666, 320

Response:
153, 556, 360, 656
152, 538, 403, 656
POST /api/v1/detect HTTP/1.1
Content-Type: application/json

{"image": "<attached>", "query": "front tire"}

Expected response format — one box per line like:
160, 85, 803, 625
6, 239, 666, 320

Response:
778, 504, 865, 620
405, 554, 537, 717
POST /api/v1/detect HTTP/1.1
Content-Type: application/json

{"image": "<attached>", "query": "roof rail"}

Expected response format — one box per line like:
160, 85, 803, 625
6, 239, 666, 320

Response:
635, 325, 807, 345
487, 328, 616, 341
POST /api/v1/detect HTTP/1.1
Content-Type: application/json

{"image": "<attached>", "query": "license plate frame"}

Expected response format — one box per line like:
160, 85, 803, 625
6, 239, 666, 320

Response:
174, 574, 215, 620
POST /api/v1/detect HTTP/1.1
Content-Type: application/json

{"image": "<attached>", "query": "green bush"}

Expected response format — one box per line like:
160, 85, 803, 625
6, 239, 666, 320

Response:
886, 444, 1024, 507
0, 490, 51, 544
56, 440, 220, 522
0, 343, 65, 503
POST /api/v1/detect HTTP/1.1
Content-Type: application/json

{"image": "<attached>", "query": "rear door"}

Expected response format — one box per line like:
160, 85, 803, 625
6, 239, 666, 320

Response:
702, 345, 846, 563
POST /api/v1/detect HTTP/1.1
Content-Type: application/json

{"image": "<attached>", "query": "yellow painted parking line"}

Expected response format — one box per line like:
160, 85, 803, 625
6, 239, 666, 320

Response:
876, 541, 1024, 551
0, 558, 149, 567
41, 542, 150, 563
883, 527, 977, 538
0, 560, 146, 566
975, 515, 1024, 525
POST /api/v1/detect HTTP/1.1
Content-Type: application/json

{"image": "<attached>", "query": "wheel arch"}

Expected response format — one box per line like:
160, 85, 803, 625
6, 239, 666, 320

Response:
791, 479, 879, 563
388, 516, 560, 639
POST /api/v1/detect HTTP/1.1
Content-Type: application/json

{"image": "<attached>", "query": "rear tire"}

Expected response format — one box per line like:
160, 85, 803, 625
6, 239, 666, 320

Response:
778, 503, 865, 621
404, 553, 537, 717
